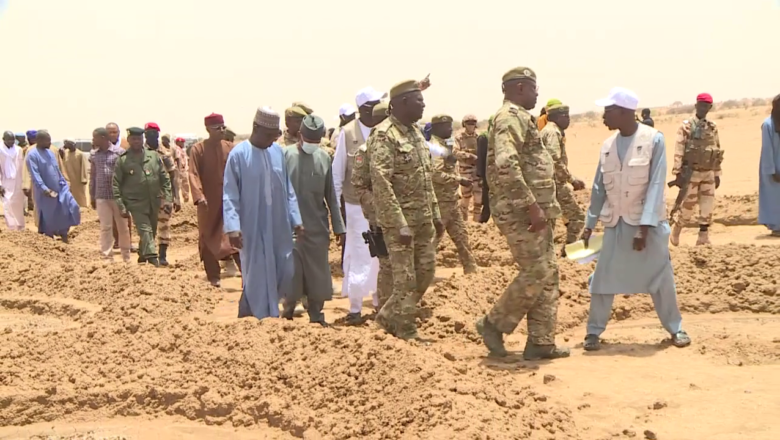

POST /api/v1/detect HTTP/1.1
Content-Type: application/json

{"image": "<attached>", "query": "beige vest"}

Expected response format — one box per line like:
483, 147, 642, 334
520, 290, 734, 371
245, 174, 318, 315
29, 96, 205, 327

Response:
341, 119, 367, 205
598, 124, 666, 227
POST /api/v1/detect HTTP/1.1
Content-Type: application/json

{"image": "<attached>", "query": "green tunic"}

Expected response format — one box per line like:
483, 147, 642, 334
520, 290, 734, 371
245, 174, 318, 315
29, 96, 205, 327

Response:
283, 145, 345, 302
112, 148, 172, 259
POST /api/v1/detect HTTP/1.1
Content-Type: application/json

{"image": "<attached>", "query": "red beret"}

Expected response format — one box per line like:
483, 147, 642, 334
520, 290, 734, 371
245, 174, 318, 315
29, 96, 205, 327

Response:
144, 122, 160, 131
175, 137, 185, 142
696, 93, 713, 104
204, 113, 225, 126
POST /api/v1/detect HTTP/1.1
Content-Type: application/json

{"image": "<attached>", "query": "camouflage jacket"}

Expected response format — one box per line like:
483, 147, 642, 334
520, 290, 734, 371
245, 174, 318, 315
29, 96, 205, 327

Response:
487, 100, 560, 219
430, 135, 462, 203
453, 131, 479, 172
350, 123, 382, 225
539, 121, 574, 185
673, 115, 723, 176
370, 115, 440, 229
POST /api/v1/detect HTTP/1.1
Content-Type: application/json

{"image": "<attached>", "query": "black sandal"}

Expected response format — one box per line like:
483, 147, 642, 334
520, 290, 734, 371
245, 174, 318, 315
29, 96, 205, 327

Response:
671, 330, 691, 348
583, 334, 601, 351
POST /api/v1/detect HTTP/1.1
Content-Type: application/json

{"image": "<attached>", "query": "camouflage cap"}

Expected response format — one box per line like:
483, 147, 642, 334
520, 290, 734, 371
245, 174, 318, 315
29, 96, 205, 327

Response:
285, 106, 308, 118
371, 101, 389, 119
431, 114, 453, 125
389, 80, 421, 100
546, 104, 569, 116
462, 114, 478, 123
502, 67, 537, 83
291, 102, 314, 114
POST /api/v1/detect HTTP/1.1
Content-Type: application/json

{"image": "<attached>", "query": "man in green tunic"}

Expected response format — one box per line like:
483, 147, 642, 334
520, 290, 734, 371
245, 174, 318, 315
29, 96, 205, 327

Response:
281, 114, 345, 325
112, 127, 173, 266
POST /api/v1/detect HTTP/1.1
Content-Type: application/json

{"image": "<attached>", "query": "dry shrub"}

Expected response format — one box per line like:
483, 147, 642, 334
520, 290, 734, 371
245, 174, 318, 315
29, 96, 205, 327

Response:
667, 104, 695, 115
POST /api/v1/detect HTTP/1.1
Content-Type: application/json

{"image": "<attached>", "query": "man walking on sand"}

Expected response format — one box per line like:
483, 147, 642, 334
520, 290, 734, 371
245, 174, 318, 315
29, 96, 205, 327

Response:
189, 113, 242, 287
61, 139, 89, 208
582, 87, 690, 351
90, 128, 130, 262
0, 131, 25, 231
106, 122, 135, 252
758, 95, 780, 236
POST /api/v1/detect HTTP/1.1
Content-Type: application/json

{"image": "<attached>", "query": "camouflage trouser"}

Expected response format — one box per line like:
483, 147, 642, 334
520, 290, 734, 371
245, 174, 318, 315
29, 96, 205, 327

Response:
434, 201, 477, 272
157, 204, 172, 246
557, 183, 585, 243
376, 222, 436, 337
489, 211, 559, 344
178, 172, 190, 203
376, 255, 393, 311
680, 171, 716, 225
459, 171, 482, 222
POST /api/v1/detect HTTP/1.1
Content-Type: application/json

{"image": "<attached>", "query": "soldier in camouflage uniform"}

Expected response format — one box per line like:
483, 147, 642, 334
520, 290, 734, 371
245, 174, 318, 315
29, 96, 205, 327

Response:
476, 67, 570, 360
670, 93, 724, 246
454, 114, 481, 221
144, 123, 180, 266
429, 114, 478, 274
281, 103, 335, 158
351, 101, 393, 311
539, 103, 586, 247
371, 80, 445, 340
113, 127, 173, 267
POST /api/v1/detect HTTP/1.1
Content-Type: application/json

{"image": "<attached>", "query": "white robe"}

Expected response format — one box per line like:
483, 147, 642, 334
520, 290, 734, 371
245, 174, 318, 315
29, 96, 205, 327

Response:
0, 144, 25, 230
341, 202, 379, 301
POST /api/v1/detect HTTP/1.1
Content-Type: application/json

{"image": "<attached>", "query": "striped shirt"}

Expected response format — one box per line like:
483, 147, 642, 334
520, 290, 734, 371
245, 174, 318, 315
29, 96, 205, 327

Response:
89, 145, 124, 200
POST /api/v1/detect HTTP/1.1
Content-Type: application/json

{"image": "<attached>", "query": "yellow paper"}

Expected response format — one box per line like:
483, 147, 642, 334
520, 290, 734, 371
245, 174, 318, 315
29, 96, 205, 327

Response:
565, 234, 603, 263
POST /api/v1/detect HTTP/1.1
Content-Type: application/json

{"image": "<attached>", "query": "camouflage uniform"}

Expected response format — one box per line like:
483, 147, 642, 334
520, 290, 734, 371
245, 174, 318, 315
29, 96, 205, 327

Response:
429, 134, 477, 273
671, 115, 724, 246
351, 122, 393, 310
149, 143, 178, 252
539, 120, 584, 243
371, 114, 440, 339
479, 80, 566, 358
454, 131, 481, 221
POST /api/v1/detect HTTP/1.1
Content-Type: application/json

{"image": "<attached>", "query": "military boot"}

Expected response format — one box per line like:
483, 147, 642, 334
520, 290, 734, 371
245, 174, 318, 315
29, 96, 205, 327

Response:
523, 342, 571, 361
670, 223, 683, 247
475, 315, 508, 357
158, 244, 169, 266
695, 230, 711, 246
147, 257, 161, 267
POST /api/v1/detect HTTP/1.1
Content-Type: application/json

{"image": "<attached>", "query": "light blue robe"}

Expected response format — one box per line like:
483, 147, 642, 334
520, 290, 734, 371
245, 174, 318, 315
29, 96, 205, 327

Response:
223, 141, 302, 320
26, 147, 80, 237
758, 117, 780, 231
584, 130, 682, 336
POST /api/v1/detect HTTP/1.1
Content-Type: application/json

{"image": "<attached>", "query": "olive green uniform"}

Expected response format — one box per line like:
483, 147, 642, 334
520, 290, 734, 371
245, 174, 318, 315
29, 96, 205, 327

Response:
112, 148, 172, 261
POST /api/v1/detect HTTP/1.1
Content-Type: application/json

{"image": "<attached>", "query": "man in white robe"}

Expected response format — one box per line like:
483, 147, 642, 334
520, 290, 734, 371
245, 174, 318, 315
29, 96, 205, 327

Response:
332, 87, 384, 323
0, 131, 25, 230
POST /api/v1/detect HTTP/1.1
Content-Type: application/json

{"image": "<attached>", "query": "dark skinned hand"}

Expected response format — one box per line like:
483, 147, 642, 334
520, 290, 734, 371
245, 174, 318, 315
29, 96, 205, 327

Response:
633, 226, 649, 251
433, 219, 445, 239
714, 176, 721, 189
337, 233, 346, 247
571, 179, 586, 191
772, 174, 780, 183
459, 177, 472, 187
399, 226, 413, 246
294, 225, 305, 239
120, 210, 130, 219
174, 201, 182, 213
527, 203, 547, 234
229, 233, 243, 250
90, 199, 96, 210
581, 228, 593, 248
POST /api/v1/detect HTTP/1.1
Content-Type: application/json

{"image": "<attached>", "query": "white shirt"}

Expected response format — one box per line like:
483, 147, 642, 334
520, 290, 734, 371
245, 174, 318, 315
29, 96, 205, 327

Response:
332, 119, 371, 204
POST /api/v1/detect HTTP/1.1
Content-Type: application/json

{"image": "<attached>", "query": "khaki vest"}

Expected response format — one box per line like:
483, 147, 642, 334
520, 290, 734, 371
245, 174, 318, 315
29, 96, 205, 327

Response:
598, 124, 666, 227
684, 118, 722, 172
341, 119, 367, 205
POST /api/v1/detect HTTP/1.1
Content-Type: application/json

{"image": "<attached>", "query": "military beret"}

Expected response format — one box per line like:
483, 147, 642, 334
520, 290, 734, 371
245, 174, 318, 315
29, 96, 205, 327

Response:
285, 106, 308, 118
546, 104, 569, 116
291, 102, 314, 115
545, 99, 562, 109
372, 101, 389, 119
300, 114, 326, 140
389, 80, 421, 100
502, 66, 537, 83
127, 127, 144, 136
431, 114, 453, 125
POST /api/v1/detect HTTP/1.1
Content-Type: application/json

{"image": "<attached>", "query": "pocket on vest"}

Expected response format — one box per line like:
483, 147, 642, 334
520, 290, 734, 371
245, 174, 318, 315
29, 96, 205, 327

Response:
602, 173, 615, 190
628, 174, 648, 186
628, 204, 644, 221
599, 203, 614, 223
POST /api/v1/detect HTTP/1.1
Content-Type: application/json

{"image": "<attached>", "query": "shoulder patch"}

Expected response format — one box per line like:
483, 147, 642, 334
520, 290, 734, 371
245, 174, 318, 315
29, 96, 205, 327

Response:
358, 144, 367, 152
508, 105, 519, 115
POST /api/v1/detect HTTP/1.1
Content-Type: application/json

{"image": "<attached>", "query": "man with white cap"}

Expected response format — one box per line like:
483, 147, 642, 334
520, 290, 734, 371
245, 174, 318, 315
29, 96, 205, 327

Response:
223, 106, 303, 320
331, 103, 357, 143
581, 87, 690, 351
332, 87, 384, 324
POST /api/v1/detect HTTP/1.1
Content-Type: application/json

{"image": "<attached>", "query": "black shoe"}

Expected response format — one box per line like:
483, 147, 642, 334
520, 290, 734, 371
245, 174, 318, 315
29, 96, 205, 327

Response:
159, 244, 169, 266
147, 257, 160, 267
345, 312, 362, 326
137, 255, 147, 264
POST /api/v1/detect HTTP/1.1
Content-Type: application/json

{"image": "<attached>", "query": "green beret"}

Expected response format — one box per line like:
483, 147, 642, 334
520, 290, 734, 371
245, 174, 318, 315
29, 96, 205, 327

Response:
546, 104, 569, 116
291, 102, 314, 115
545, 99, 562, 109
389, 80, 421, 100
300, 114, 325, 140
285, 106, 308, 118
372, 101, 389, 119
502, 66, 537, 83
431, 114, 453, 125
127, 127, 144, 136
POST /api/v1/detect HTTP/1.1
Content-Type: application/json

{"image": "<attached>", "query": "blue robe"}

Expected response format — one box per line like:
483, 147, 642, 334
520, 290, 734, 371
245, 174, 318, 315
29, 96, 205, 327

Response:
223, 141, 302, 320
758, 117, 780, 231
25, 147, 80, 236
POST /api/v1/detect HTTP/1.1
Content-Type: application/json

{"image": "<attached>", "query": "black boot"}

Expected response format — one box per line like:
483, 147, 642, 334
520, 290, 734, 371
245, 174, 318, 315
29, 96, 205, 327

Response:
147, 257, 160, 267
159, 244, 169, 266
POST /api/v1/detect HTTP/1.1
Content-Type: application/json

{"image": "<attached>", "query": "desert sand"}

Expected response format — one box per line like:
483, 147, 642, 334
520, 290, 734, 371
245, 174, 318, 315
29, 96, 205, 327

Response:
1, 102, 779, 440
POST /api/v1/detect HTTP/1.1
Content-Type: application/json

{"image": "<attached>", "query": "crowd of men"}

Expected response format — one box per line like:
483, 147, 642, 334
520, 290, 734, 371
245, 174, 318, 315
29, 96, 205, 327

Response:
3, 71, 778, 357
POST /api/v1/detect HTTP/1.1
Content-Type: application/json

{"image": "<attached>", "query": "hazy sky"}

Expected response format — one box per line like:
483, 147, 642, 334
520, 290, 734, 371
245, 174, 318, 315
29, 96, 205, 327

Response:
1, 0, 777, 138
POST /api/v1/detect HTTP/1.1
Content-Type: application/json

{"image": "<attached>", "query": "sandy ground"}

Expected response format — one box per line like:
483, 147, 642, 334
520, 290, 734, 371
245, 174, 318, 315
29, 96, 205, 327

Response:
1, 104, 779, 440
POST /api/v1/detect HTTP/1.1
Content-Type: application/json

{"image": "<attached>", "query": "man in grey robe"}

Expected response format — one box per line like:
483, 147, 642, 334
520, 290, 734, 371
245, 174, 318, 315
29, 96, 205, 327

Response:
282, 114, 345, 326
581, 87, 690, 351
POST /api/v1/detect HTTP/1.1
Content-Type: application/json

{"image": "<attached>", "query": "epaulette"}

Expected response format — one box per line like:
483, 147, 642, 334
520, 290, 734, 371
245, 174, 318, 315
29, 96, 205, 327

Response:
508, 104, 519, 115
358, 144, 368, 152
